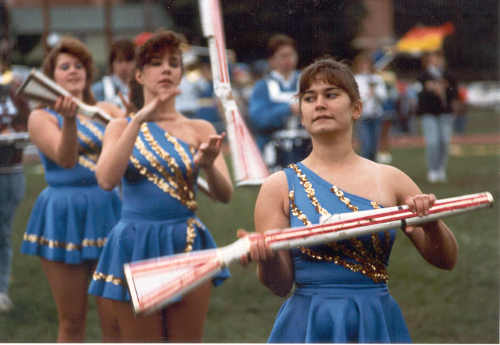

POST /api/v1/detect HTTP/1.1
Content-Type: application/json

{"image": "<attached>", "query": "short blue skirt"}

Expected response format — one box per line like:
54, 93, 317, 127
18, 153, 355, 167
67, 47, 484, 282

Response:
21, 185, 121, 264
88, 210, 230, 302
268, 283, 411, 343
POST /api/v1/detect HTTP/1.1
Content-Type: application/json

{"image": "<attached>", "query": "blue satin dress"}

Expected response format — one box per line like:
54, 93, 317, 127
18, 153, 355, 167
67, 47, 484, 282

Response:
267, 162, 411, 343
21, 110, 121, 263
88, 120, 230, 301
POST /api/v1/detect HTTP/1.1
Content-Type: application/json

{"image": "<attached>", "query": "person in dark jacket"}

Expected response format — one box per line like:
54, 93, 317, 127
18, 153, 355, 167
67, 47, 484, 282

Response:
417, 51, 458, 183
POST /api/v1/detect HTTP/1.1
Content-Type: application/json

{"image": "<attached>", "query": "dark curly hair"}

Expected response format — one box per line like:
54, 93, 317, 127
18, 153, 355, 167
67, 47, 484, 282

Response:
130, 30, 186, 110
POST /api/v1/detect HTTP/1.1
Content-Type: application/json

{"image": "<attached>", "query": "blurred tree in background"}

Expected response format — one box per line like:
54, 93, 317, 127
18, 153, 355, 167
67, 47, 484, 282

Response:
164, 0, 497, 80
164, 0, 366, 66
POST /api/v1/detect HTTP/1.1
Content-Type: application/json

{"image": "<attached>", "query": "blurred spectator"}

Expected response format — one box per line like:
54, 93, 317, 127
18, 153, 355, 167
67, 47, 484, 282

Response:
452, 84, 468, 135
231, 62, 254, 119
175, 49, 200, 118
192, 59, 224, 133
248, 34, 308, 171
0, 52, 29, 312
92, 38, 136, 112
417, 50, 458, 183
352, 52, 388, 161
395, 79, 419, 134
377, 70, 399, 164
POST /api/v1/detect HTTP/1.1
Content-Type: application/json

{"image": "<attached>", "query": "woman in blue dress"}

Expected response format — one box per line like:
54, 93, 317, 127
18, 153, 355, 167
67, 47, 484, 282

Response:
20, 37, 123, 341
239, 57, 458, 343
88, 30, 233, 342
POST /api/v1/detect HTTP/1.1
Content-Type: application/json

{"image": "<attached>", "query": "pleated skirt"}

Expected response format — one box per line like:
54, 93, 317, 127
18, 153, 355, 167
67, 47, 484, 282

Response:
21, 185, 121, 264
88, 213, 230, 302
268, 283, 411, 343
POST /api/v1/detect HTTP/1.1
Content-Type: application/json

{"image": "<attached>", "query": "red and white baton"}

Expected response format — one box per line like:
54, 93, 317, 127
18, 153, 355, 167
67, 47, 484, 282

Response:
124, 192, 493, 315
199, 0, 269, 186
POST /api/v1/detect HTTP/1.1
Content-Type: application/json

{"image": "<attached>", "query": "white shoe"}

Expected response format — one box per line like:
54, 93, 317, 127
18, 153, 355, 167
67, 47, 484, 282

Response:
376, 152, 392, 164
437, 169, 447, 182
0, 293, 13, 312
427, 170, 439, 183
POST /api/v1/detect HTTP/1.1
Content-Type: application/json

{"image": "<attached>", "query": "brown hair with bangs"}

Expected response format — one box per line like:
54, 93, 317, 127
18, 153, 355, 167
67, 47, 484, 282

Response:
108, 38, 135, 71
298, 57, 360, 104
42, 36, 96, 105
267, 34, 296, 58
135, 30, 185, 71
129, 30, 185, 110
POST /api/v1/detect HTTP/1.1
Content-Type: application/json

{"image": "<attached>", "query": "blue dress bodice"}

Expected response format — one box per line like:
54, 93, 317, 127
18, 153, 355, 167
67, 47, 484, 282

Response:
120, 120, 198, 221
22, 109, 121, 264
39, 109, 106, 186
285, 162, 395, 286
88, 119, 230, 302
267, 162, 410, 343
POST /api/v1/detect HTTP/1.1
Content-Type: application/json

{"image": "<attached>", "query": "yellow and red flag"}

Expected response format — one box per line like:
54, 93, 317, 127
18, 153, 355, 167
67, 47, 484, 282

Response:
396, 22, 455, 54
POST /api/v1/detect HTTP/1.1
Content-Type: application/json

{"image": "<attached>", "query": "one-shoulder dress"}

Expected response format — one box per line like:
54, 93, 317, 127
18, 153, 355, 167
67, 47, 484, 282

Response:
21, 110, 121, 263
88, 120, 229, 301
267, 162, 411, 343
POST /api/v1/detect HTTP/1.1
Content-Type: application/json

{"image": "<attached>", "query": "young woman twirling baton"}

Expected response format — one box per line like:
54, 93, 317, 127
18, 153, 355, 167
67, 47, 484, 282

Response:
88, 30, 233, 342
20, 37, 124, 341
238, 57, 458, 343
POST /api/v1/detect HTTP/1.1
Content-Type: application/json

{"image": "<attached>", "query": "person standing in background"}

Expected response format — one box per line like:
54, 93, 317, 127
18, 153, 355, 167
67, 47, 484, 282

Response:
376, 69, 399, 164
0, 52, 30, 312
352, 52, 388, 161
248, 34, 307, 171
417, 50, 458, 183
92, 38, 136, 112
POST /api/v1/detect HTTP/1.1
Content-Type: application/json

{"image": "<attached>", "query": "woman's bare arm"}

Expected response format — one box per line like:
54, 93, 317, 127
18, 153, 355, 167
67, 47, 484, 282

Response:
391, 168, 459, 270
193, 121, 233, 203
252, 172, 294, 297
28, 96, 79, 168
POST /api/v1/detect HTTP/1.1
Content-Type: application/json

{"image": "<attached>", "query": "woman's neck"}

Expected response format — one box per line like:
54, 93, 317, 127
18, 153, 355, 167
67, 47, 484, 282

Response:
305, 130, 357, 168
69, 90, 84, 101
144, 94, 179, 121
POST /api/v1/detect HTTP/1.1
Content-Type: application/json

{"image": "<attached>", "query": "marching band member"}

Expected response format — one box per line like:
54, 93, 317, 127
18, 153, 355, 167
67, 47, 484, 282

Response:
88, 30, 232, 342
91, 38, 136, 112
20, 37, 123, 341
248, 34, 309, 171
239, 57, 458, 343
0, 53, 30, 312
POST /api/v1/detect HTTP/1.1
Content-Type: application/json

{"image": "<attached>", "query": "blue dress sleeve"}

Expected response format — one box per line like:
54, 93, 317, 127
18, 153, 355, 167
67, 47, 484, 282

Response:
91, 81, 105, 102
248, 80, 292, 131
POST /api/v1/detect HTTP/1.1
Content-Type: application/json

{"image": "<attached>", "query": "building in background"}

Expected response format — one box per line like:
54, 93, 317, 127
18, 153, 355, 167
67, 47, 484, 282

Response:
4, 0, 173, 74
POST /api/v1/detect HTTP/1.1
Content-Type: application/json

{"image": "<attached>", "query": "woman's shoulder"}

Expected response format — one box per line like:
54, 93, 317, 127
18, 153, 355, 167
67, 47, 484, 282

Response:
185, 117, 217, 135
29, 108, 58, 124
260, 170, 289, 195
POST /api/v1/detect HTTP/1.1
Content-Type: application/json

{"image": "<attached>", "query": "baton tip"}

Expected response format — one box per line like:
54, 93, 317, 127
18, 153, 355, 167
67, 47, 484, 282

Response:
485, 192, 494, 204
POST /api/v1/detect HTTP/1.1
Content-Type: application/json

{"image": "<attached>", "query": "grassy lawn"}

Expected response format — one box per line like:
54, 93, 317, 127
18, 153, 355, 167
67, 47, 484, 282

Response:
0, 108, 498, 342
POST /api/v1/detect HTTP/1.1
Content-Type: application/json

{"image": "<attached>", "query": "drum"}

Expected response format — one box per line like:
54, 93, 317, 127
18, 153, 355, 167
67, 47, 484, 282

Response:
264, 129, 311, 171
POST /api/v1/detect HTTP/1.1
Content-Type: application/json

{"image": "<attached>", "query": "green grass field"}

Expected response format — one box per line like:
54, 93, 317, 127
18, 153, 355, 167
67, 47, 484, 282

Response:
0, 109, 498, 343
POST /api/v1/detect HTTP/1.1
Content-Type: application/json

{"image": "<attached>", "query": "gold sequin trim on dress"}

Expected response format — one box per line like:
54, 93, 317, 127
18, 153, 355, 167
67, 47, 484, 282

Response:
92, 272, 123, 286
23, 233, 106, 251
288, 164, 390, 283
130, 133, 197, 210
78, 131, 100, 153
79, 118, 104, 141
185, 218, 203, 252
164, 131, 195, 186
141, 124, 195, 202
78, 154, 97, 172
